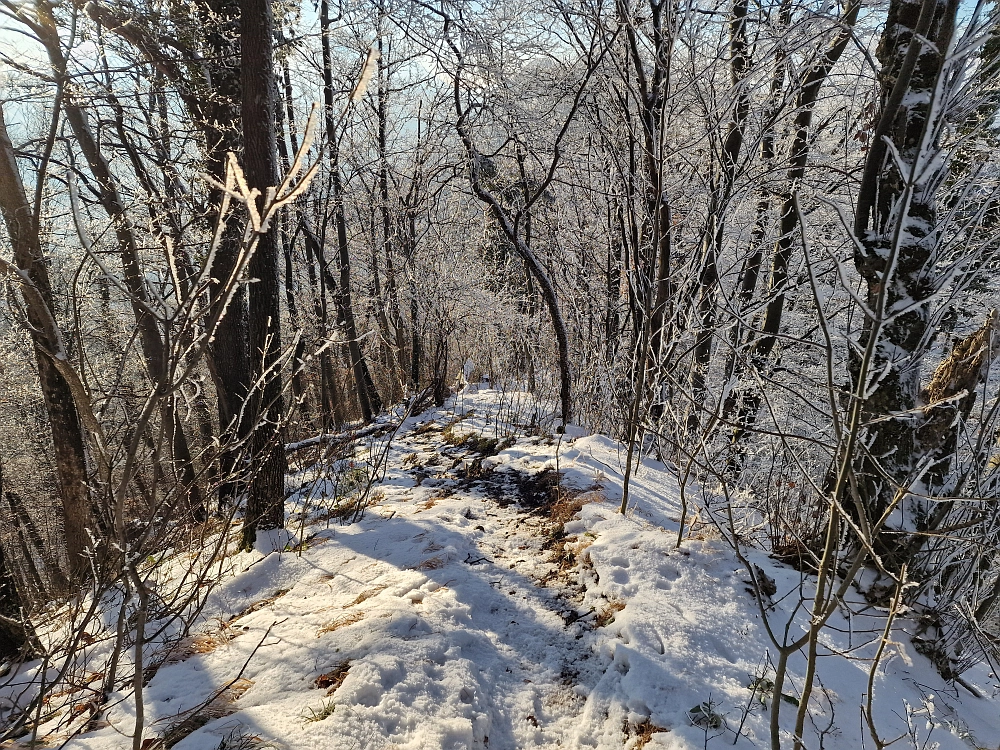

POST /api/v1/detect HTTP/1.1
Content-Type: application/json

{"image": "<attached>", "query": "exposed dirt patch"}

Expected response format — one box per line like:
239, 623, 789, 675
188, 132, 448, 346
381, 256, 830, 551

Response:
513, 470, 604, 523
770, 538, 822, 574
314, 661, 351, 694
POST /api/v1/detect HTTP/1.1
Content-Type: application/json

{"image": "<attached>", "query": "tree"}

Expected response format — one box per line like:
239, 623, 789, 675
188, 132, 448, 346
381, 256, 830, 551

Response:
239, 0, 287, 546
0, 102, 93, 582
849, 0, 962, 559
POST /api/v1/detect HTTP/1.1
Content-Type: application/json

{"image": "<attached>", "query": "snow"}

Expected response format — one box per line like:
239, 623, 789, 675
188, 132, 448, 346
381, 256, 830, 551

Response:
7, 387, 1000, 749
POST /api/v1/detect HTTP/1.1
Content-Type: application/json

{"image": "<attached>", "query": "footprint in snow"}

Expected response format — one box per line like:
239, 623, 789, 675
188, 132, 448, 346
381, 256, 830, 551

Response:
657, 564, 680, 581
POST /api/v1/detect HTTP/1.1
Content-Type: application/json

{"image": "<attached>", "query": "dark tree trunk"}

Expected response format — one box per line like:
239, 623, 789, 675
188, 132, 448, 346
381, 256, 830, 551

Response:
0, 104, 92, 583
850, 0, 961, 537
688, 0, 752, 422
240, 0, 287, 548
630, 0, 675, 375
275, 75, 309, 414
304, 219, 348, 426
401, 104, 429, 392
75, 0, 260, 515
0, 463, 35, 661
373, 42, 405, 401
333, 166, 384, 422
723, 0, 860, 459
320, 0, 383, 421
190, 0, 254, 511
38, 1, 204, 522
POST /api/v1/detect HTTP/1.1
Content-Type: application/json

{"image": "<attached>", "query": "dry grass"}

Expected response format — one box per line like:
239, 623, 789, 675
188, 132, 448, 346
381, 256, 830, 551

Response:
177, 631, 237, 657
413, 421, 443, 436
541, 533, 595, 587
149, 589, 290, 666
515, 470, 605, 524
594, 598, 626, 628
414, 411, 474, 438
286, 534, 329, 553
313, 500, 360, 523
162, 622, 244, 665
686, 519, 723, 542
311, 490, 386, 525
148, 678, 254, 748
42, 671, 103, 703
301, 698, 337, 723
550, 488, 605, 525
514, 473, 607, 590
628, 718, 668, 748
414, 556, 445, 570
348, 585, 387, 607
316, 611, 365, 636
230, 588, 290, 623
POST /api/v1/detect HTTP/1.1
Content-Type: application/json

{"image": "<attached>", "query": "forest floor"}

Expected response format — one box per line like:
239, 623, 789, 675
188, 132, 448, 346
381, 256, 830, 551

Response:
18, 388, 1000, 749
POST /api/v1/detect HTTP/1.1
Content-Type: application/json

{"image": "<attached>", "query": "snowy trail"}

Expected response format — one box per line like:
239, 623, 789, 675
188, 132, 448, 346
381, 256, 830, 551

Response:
76, 393, 612, 750
44, 388, 1000, 750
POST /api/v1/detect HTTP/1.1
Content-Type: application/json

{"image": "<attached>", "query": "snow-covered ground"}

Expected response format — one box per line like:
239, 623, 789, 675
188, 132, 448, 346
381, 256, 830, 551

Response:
10, 388, 1000, 749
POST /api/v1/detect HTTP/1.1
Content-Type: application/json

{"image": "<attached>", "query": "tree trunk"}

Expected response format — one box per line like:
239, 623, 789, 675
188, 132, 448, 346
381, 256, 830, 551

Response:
724, 0, 861, 458
848, 0, 961, 559
0, 464, 32, 661
37, 0, 205, 522
198, 0, 254, 510
275, 78, 309, 414
0, 104, 93, 582
320, 0, 383, 422
240, 0, 287, 547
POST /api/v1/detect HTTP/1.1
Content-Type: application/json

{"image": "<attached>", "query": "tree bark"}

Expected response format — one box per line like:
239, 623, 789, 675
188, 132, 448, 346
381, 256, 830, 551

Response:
724, 0, 861, 457
275, 73, 309, 414
0, 103, 92, 581
37, 1, 204, 522
320, 0, 383, 422
0, 465, 32, 661
850, 0, 960, 532
240, 0, 287, 547
194, 0, 254, 510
